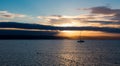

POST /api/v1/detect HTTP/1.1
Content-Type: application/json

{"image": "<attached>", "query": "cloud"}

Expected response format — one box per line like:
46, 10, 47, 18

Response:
89, 6, 120, 22
90, 6, 120, 15
49, 18, 73, 25
37, 15, 79, 26
0, 20, 10, 22
37, 14, 119, 28
37, 15, 61, 20
111, 14, 120, 21
76, 6, 120, 23
0, 11, 14, 18
0, 11, 26, 19
0, 22, 120, 34
87, 21, 120, 25
1, 6, 119, 30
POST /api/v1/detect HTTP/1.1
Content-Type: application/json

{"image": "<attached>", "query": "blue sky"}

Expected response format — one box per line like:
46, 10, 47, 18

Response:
0, 0, 120, 38
0, 0, 120, 16
0, 0, 120, 27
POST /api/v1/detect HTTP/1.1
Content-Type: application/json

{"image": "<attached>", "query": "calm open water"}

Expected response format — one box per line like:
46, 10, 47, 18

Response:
0, 40, 120, 66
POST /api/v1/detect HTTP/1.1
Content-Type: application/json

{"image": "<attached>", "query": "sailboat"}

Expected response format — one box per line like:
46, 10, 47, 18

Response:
77, 31, 85, 43
77, 39, 85, 43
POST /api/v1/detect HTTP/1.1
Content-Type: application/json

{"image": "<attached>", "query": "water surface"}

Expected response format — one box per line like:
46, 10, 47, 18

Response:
0, 40, 120, 66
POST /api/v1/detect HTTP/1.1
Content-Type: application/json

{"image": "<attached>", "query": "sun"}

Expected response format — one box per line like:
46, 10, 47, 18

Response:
58, 22, 86, 27
60, 23, 74, 27
57, 30, 81, 39
56, 23, 81, 39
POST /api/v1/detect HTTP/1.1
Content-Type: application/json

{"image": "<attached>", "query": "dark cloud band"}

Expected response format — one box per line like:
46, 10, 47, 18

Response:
0, 22, 120, 34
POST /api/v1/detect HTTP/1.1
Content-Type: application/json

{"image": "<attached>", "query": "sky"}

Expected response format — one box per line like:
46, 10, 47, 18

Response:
0, 0, 120, 39
0, 0, 120, 15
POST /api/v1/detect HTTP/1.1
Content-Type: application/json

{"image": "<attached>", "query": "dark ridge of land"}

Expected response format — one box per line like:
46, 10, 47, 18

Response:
0, 35, 67, 40
0, 30, 66, 39
0, 35, 120, 40
0, 28, 120, 40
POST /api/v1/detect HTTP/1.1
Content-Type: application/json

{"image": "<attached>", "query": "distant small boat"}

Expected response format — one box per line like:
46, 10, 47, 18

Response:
77, 40, 85, 43
77, 31, 85, 43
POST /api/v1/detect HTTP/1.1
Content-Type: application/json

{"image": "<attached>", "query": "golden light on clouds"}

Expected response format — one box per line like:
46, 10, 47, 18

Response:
59, 23, 74, 27
57, 30, 120, 39
54, 21, 91, 27
57, 31, 81, 39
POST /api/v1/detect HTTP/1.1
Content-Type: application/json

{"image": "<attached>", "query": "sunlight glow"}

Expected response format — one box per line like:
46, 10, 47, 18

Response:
57, 30, 120, 39
57, 31, 81, 39
59, 23, 74, 27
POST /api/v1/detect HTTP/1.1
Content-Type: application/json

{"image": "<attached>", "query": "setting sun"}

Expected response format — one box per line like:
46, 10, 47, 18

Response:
0, 0, 120, 66
57, 31, 81, 39
60, 24, 73, 27
57, 30, 120, 39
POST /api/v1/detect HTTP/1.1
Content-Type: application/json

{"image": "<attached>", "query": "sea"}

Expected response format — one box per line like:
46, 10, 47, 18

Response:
0, 40, 120, 66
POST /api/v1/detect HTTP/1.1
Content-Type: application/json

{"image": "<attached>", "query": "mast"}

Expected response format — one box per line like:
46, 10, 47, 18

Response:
80, 30, 82, 40
77, 30, 84, 43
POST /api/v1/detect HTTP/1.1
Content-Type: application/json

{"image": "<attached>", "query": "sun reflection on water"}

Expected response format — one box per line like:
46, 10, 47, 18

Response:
57, 40, 80, 65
